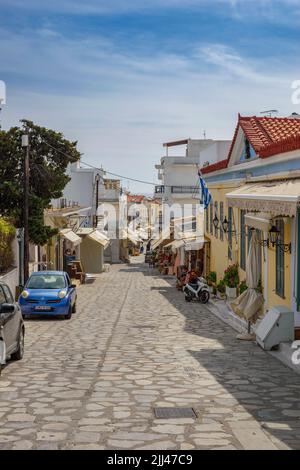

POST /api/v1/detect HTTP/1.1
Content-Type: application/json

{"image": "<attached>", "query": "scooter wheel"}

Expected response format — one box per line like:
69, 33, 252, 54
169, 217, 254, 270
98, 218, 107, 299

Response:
185, 295, 192, 302
199, 291, 210, 304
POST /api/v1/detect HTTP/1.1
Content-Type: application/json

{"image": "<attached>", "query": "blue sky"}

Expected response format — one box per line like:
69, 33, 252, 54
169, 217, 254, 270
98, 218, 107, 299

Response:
1, 0, 299, 192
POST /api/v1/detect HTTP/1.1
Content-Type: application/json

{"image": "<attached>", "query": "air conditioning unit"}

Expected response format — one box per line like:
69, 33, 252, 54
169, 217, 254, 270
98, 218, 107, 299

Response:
255, 306, 294, 351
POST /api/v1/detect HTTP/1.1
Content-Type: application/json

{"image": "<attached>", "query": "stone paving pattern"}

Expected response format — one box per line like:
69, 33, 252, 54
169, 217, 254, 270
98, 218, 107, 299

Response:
1, 257, 300, 450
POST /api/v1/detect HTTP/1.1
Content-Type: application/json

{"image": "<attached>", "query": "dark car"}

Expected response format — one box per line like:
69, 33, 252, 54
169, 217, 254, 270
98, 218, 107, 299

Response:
19, 271, 77, 320
0, 282, 25, 372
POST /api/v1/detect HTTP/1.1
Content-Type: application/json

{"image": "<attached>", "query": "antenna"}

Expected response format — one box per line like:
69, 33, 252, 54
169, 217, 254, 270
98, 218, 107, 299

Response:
260, 110, 278, 118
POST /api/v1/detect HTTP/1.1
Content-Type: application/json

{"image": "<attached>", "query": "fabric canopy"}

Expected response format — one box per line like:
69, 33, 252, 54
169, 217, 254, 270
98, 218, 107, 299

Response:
244, 212, 272, 232
226, 179, 300, 217
184, 239, 204, 251
231, 231, 264, 321
59, 229, 82, 246
87, 230, 110, 249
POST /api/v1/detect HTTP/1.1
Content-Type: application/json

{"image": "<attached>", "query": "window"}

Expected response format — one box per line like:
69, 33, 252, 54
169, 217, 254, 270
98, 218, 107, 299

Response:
2, 284, 14, 303
228, 207, 233, 260
210, 204, 213, 235
0, 287, 6, 305
240, 137, 256, 162
276, 219, 285, 298
214, 202, 218, 239
220, 202, 224, 241
240, 210, 246, 270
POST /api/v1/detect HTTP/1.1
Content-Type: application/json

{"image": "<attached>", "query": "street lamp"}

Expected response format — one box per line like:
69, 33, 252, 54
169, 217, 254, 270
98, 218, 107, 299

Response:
268, 224, 291, 253
269, 225, 279, 246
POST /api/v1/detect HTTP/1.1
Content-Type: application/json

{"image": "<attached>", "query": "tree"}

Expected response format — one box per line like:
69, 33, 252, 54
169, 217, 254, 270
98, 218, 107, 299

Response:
0, 120, 80, 245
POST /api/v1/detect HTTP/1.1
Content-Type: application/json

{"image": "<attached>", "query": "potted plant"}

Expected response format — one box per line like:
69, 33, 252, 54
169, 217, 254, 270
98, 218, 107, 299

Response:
239, 280, 248, 295
207, 271, 217, 294
216, 280, 226, 299
223, 264, 239, 299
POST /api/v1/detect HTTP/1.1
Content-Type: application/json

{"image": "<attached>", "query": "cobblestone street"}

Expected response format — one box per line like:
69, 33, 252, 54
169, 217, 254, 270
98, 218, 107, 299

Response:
1, 257, 300, 450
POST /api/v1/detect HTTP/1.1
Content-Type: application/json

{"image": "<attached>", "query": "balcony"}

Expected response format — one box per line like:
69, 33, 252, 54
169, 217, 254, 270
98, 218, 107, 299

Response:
171, 186, 199, 194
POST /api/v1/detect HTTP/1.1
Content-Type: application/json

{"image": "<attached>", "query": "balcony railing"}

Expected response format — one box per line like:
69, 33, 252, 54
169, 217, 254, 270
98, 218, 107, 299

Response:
171, 186, 199, 194
155, 185, 165, 194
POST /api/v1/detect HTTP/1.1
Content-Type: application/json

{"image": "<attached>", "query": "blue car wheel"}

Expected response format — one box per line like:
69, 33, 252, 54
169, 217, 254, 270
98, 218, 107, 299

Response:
64, 305, 72, 320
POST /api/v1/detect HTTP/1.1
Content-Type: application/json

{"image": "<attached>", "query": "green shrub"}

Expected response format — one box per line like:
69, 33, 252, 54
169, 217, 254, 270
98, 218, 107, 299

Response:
217, 279, 226, 294
207, 271, 217, 285
239, 280, 248, 295
0, 218, 15, 273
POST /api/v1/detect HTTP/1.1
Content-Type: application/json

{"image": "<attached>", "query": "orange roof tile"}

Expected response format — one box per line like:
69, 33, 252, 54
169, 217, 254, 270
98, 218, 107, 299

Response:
201, 115, 300, 174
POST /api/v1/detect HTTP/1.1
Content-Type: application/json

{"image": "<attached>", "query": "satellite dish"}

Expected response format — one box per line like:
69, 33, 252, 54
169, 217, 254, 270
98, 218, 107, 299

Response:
0, 80, 6, 105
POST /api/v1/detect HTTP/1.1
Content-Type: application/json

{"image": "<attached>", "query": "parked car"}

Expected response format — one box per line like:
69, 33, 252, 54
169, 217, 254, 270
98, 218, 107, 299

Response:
0, 282, 25, 371
19, 271, 77, 320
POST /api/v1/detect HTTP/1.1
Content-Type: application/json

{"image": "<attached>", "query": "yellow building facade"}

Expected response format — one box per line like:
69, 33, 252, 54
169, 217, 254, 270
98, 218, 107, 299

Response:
201, 115, 300, 327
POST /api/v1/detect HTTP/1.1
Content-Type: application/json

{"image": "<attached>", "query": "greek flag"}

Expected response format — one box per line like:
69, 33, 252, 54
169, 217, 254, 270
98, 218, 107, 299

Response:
198, 170, 212, 209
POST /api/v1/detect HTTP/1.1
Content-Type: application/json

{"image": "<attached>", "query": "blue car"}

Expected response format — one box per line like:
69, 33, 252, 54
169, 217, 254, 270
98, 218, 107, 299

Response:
19, 271, 77, 320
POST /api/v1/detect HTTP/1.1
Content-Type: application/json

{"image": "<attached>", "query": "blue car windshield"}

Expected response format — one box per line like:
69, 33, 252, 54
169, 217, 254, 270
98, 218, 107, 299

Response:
27, 274, 66, 290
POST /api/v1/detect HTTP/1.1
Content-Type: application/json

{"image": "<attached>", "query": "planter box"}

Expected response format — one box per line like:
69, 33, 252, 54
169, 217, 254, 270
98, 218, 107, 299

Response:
226, 286, 237, 299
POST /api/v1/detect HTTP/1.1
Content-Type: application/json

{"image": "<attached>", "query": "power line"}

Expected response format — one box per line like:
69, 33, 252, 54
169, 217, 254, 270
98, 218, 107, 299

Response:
42, 139, 201, 192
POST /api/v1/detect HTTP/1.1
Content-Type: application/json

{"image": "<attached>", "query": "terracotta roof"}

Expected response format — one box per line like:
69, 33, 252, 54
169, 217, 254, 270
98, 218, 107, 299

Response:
201, 115, 300, 174
201, 159, 228, 174
127, 194, 145, 203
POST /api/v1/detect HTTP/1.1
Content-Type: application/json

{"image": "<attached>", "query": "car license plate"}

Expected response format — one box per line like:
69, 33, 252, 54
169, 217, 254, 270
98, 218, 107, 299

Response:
34, 306, 51, 311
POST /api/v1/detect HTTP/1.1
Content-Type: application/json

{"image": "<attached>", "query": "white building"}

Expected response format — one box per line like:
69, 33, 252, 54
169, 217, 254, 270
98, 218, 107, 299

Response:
53, 160, 105, 227
155, 138, 231, 206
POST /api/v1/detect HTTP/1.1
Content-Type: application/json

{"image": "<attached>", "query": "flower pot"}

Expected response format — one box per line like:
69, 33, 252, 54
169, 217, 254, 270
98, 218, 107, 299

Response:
226, 286, 237, 299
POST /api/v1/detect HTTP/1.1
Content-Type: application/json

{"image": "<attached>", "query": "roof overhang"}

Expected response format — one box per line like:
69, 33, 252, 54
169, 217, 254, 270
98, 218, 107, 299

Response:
163, 139, 188, 148
59, 229, 82, 246
226, 180, 300, 217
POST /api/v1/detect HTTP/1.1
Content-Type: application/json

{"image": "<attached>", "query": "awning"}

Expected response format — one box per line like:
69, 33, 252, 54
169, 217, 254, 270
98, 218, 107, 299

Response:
244, 212, 272, 232
226, 180, 300, 217
59, 229, 82, 246
87, 230, 110, 249
164, 239, 185, 253
151, 227, 171, 250
184, 239, 204, 251
121, 228, 141, 245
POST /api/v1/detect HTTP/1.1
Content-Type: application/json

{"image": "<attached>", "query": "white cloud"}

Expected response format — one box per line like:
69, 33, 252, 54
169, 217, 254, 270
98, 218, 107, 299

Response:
1, 26, 298, 192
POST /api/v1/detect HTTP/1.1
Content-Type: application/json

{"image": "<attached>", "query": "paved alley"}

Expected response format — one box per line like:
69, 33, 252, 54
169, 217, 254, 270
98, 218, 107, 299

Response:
1, 258, 300, 450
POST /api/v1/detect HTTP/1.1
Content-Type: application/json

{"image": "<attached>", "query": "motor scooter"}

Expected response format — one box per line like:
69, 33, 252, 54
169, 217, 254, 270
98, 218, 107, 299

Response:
183, 276, 210, 304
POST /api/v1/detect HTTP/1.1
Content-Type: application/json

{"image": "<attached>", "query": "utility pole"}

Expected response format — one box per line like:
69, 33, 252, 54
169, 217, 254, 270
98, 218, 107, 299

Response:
94, 173, 100, 228
22, 131, 30, 284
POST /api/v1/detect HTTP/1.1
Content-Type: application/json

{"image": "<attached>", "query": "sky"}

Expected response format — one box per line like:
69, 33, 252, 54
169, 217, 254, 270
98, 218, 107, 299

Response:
0, 0, 300, 193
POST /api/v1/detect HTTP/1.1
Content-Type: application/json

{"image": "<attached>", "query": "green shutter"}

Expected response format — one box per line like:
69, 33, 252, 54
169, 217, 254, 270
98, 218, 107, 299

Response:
214, 202, 218, 239
276, 219, 285, 298
220, 202, 224, 241
228, 207, 232, 260
240, 210, 246, 270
